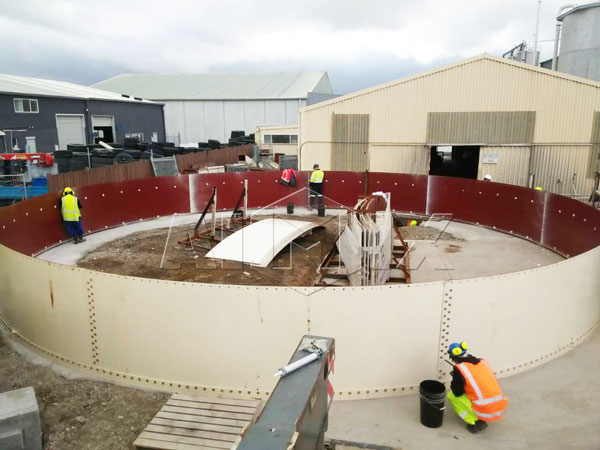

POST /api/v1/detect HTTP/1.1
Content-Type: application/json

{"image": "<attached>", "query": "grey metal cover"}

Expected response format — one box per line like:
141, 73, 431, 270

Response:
151, 156, 178, 177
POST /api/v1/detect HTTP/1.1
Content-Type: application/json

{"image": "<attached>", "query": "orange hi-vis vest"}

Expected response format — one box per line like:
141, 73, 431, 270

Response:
456, 360, 508, 422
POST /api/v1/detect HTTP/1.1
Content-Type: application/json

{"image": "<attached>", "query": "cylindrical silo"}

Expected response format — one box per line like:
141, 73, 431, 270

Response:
557, 2, 600, 81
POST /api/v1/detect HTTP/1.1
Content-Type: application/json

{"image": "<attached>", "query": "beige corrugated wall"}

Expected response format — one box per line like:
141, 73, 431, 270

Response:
370, 145, 429, 174
477, 147, 531, 186
331, 114, 369, 170
299, 55, 600, 185
530, 145, 594, 195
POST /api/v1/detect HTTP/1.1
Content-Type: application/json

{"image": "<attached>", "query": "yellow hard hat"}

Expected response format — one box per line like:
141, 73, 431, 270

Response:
408, 219, 418, 227
63, 187, 74, 196
534, 186, 543, 191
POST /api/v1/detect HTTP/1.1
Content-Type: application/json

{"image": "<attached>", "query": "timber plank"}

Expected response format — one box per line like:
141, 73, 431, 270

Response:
151, 417, 242, 434
133, 436, 213, 449
170, 394, 260, 409
138, 431, 232, 449
166, 399, 255, 414
145, 424, 237, 443
163, 405, 254, 420
155, 411, 247, 428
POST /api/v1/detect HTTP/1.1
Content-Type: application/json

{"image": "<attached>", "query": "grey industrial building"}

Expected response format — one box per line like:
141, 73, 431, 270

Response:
92, 72, 335, 145
0, 74, 166, 153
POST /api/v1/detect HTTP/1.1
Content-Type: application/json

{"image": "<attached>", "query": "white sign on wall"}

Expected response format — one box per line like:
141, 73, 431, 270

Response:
482, 153, 499, 164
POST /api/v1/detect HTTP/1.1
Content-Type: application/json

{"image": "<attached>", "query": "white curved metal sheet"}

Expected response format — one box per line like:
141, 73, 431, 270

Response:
206, 218, 320, 267
0, 243, 598, 401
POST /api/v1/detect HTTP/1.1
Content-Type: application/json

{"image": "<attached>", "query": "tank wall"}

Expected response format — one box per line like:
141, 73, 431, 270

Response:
0, 172, 599, 399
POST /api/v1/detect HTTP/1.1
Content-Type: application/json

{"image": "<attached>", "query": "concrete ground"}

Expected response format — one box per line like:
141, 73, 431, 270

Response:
407, 220, 563, 282
327, 326, 600, 450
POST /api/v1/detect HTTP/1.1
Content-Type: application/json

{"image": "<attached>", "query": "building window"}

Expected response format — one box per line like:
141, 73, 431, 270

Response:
14, 98, 39, 114
263, 134, 298, 144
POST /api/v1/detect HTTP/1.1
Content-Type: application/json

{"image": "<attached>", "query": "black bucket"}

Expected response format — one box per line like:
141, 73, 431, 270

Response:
317, 205, 325, 217
419, 380, 446, 428
287, 203, 294, 214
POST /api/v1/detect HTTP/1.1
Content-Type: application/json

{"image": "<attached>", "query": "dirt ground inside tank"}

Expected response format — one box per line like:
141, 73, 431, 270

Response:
0, 330, 168, 450
77, 215, 458, 286
78, 216, 345, 286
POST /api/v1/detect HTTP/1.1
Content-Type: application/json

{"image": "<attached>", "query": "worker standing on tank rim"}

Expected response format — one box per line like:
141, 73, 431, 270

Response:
446, 341, 508, 434
308, 164, 324, 211
59, 187, 85, 244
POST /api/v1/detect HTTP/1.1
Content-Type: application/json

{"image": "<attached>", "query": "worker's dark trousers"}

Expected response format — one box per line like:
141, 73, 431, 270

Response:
309, 182, 323, 208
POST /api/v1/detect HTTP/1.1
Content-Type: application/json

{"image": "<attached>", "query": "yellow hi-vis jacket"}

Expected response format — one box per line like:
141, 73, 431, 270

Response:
61, 195, 81, 221
310, 169, 324, 183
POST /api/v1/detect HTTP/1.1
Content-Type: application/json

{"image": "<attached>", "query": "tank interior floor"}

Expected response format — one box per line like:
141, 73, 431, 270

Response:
404, 220, 564, 282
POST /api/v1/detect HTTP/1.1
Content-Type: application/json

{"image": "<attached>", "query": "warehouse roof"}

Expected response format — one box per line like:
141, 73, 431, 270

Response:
91, 71, 333, 101
558, 2, 600, 20
0, 74, 159, 103
301, 54, 600, 112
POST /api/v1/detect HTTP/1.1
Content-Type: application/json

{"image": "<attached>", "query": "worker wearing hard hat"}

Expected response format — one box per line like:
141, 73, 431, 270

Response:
308, 164, 325, 210
59, 187, 85, 244
446, 341, 508, 434
483, 174, 492, 182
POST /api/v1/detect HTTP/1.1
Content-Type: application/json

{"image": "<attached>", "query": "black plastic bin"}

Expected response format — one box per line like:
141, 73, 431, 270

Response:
419, 380, 446, 428
287, 203, 294, 214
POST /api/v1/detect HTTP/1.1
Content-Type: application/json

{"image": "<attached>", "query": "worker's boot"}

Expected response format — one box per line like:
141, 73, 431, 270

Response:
467, 420, 488, 434
73, 236, 80, 244
79, 236, 86, 243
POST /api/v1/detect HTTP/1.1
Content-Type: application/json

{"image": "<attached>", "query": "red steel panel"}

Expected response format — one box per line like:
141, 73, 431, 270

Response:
367, 173, 428, 214
427, 176, 544, 242
0, 193, 64, 255
190, 171, 364, 212
542, 193, 600, 257
78, 175, 190, 233
2, 172, 599, 258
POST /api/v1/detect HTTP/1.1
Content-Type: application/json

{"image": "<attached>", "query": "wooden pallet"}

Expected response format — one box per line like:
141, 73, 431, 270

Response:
133, 394, 262, 450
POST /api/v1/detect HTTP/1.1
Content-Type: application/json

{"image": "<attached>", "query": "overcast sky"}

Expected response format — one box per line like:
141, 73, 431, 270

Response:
0, 0, 578, 94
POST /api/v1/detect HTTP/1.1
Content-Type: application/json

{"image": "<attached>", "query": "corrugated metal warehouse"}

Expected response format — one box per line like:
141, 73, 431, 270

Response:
299, 54, 600, 196
0, 74, 165, 153
92, 72, 334, 145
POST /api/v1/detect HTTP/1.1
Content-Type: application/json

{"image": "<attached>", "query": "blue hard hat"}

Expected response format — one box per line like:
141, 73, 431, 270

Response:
448, 341, 468, 358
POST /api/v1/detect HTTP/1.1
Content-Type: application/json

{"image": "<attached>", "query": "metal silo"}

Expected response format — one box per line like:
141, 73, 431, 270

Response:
555, 2, 600, 81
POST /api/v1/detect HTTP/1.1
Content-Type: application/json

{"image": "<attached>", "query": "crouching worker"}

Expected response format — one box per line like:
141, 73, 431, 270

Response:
447, 341, 508, 433
59, 187, 85, 244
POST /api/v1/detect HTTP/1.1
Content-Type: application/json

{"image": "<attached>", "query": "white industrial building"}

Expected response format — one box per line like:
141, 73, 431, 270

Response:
93, 72, 334, 145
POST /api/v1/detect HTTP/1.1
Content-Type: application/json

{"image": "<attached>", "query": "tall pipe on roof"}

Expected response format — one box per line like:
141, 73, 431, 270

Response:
552, 4, 577, 71
533, 0, 542, 65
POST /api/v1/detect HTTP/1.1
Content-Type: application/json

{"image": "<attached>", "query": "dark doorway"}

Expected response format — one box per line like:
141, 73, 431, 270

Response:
429, 145, 480, 179
93, 126, 114, 144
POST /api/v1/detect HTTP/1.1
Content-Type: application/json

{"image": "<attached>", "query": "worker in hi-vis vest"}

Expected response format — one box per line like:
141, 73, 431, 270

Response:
447, 341, 508, 434
308, 164, 324, 210
59, 187, 85, 244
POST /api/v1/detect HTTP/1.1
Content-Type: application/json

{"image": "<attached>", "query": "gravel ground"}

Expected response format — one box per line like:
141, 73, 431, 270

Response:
0, 329, 168, 450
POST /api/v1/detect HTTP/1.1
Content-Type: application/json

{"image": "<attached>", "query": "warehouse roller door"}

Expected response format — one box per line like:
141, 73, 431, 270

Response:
56, 114, 86, 150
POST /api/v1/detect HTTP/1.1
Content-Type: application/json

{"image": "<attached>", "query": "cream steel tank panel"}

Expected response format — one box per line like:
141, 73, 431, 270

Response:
1, 241, 598, 399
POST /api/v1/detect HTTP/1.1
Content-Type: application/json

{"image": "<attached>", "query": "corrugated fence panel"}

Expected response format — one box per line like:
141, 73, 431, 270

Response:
426, 111, 536, 145
369, 145, 429, 174
331, 114, 369, 171
47, 145, 254, 193
530, 145, 595, 196
477, 146, 531, 186
47, 160, 154, 193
